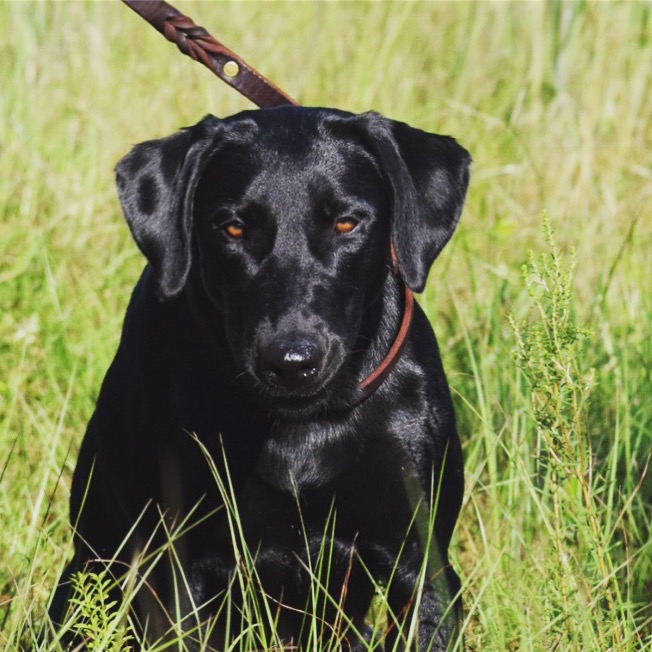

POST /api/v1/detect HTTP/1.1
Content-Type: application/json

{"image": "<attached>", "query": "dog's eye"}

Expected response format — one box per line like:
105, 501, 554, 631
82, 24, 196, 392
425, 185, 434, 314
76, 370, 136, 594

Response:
334, 218, 358, 235
223, 220, 246, 239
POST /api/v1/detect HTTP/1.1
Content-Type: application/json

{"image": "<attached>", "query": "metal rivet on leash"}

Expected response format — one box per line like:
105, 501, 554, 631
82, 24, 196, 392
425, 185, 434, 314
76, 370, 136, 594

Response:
223, 60, 240, 77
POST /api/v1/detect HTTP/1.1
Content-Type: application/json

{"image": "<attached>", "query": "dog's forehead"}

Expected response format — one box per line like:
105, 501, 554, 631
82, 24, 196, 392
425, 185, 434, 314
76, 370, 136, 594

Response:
220, 107, 367, 161
200, 110, 384, 204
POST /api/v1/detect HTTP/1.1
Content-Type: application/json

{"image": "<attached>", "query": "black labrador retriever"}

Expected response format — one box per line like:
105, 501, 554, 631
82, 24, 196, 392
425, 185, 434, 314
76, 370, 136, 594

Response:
50, 106, 470, 650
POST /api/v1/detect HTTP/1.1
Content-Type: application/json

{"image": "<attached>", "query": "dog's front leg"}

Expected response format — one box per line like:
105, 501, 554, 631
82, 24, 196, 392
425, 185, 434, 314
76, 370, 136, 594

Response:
384, 551, 459, 652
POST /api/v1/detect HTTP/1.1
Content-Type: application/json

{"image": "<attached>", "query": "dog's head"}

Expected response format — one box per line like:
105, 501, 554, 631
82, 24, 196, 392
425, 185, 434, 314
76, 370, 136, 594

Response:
116, 107, 470, 410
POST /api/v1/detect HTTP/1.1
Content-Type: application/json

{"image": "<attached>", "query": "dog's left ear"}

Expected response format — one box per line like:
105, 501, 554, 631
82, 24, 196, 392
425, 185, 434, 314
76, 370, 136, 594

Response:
360, 114, 471, 293
115, 115, 223, 299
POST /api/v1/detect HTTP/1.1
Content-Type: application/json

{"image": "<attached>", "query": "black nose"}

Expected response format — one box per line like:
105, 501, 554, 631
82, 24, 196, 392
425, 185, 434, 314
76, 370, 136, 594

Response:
259, 335, 324, 391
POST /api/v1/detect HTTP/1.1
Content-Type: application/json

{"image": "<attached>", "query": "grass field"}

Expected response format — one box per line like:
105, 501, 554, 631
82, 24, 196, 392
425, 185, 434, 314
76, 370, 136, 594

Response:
1, 1, 650, 650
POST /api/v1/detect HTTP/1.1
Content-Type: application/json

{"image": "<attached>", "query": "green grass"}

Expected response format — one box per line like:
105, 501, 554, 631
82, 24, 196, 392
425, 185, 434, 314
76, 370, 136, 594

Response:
1, 1, 650, 650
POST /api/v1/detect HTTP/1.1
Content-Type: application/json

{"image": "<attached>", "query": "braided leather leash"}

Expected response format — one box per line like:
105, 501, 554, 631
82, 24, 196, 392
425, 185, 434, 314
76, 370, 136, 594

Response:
120, 0, 413, 402
121, 0, 295, 108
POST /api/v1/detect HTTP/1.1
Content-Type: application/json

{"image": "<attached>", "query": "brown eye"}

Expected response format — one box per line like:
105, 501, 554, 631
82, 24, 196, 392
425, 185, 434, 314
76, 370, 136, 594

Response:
334, 218, 358, 235
223, 221, 245, 239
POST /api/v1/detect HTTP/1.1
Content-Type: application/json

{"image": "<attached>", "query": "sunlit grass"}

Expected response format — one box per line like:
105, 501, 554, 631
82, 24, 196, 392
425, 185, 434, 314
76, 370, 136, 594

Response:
1, 1, 650, 650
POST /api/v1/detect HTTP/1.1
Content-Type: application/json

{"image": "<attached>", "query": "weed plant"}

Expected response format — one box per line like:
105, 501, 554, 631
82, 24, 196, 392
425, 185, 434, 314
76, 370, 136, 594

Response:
1, 2, 650, 650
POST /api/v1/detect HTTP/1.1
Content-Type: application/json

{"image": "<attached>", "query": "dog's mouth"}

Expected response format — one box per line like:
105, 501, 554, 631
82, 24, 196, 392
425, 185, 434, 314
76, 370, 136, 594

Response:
240, 375, 335, 420
253, 359, 341, 402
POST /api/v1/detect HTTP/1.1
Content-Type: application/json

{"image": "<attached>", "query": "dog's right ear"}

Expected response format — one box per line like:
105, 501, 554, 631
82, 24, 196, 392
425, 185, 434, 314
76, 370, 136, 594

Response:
115, 115, 223, 299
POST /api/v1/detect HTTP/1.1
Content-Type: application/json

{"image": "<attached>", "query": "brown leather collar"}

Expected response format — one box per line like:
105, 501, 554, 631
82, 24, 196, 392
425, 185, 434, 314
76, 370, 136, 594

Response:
122, 0, 414, 399
357, 246, 414, 401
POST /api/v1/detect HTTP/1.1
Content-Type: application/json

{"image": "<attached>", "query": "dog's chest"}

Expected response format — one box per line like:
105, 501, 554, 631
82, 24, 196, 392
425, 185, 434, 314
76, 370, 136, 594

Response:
229, 436, 415, 555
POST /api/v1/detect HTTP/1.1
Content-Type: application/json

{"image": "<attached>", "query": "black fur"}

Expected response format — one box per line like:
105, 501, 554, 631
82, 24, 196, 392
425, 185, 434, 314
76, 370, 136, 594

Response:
50, 107, 470, 650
